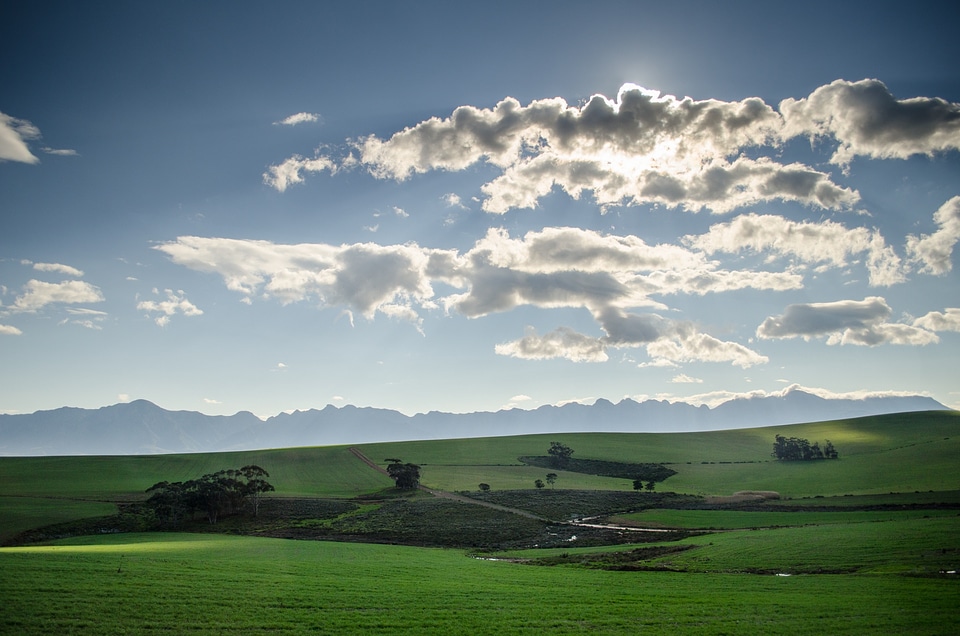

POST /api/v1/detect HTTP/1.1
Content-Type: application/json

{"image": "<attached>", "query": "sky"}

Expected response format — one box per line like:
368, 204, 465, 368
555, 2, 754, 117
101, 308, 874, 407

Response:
1, 0, 959, 418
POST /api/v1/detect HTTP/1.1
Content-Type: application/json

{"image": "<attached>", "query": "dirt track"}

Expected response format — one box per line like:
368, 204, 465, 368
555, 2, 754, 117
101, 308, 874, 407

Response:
348, 447, 675, 532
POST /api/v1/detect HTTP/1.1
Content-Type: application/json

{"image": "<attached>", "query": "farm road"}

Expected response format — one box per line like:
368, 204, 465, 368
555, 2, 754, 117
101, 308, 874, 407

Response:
348, 447, 674, 532
349, 447, 550, 521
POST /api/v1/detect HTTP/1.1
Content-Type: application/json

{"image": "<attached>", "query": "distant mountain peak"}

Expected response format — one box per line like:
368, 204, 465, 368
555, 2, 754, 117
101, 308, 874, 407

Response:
0, 391, 949, 456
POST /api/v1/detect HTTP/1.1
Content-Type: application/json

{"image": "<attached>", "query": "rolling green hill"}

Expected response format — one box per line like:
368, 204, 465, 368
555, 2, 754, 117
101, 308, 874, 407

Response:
1, 410, 957, 542
2, 410, 957, 500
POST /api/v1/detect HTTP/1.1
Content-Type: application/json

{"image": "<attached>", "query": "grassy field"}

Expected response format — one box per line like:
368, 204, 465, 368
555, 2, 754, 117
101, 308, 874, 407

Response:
1, 532, 957, 635
1, 410, 958, 633
613, 507, 958, 529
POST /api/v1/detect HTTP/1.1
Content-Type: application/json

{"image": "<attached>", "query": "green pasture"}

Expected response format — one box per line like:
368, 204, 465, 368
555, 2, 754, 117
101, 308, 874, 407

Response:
383, 411, 960, 496
613, 507, 958, 529
495, 515, 960, 575
0, 496, 117, 540
644, 516, 960, 575
2, 532, 957, 635
0, 445, 391, 500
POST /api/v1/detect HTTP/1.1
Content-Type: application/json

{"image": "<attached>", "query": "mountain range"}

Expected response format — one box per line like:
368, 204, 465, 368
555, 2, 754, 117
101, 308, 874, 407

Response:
0, 387, 949, 456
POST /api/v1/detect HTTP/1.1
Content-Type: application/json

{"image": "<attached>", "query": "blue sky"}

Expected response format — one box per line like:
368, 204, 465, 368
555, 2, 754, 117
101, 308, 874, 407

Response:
2, 0, 959, 417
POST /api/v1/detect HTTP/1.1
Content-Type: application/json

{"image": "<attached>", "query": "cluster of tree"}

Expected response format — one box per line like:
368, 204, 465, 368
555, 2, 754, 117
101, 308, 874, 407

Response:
385, 459, 421, 489
145, 465, 274, 525
772, 435, 838, 461
632, 479, 656, 492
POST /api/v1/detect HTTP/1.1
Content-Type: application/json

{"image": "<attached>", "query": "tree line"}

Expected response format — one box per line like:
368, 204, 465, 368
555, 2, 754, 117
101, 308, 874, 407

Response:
772, 435, 838, 461
145, 465, 275, 525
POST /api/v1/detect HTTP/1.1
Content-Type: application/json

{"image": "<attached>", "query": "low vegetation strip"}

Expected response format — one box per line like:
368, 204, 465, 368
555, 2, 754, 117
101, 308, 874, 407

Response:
519, 455, 677, 483
463, 489, 702, 521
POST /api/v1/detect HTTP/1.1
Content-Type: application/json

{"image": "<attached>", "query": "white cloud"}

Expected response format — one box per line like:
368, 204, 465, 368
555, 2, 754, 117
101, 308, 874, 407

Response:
496, 308, 767, 368
263, 155, 337, 192
42, 147, 79, 156
906, 196, 960, 275
780, 79, 960, 165
671, 374, 703, 384
0, 112, 40, 164
136, 289, 203, 327
203, 398, 222, 404
0, 324, 22, 335
393, 206, 409, 218
495, 326, 609, 362
757, 296, 938, 346
672, 383, 934, 408
117, 394, 130, 403
62, 307, 108, 330
274, 83, 868, 214
157, 228, 785, 367
643, 325, 769, 368
685, 213, 905, 286
12, 280, 104, 312
275, 112, 322, 126
442, 193, 468, 209
913, 308, 960, 332
33, 262, 85, 277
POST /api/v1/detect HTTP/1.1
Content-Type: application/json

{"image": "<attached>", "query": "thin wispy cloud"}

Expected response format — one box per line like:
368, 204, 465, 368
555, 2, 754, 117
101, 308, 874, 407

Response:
275, 112, 322, 126
32, 262, 85, 277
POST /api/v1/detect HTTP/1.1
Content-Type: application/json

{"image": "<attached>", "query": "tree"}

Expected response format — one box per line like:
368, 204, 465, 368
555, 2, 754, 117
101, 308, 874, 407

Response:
534, 479, 545, 489
240, 465, 275, 516
824, 440, 838, 459
645, 481, 655, 492
633, 479, 644, 491
386, 461, 421, 489
478, 483, 491, 492
145, 480, 188, 525
545, 473, 557, 488
547, 441, 574, 468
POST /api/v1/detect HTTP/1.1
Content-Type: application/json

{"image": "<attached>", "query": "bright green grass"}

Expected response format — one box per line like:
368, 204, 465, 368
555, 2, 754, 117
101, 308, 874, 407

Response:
613, 507, 958, 529
1, 533, 956, 635
0, 496, 117, 542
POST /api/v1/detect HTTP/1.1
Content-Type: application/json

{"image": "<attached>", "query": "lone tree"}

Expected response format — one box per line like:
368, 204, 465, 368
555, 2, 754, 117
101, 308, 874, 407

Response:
534, 479, 545, 489
386, 460, 421, 489
545, 473, 557, 488
478, 483, 491, 492
547, 441, 574, 468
